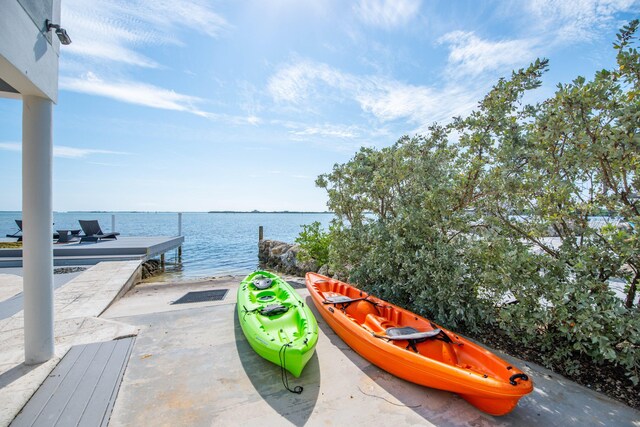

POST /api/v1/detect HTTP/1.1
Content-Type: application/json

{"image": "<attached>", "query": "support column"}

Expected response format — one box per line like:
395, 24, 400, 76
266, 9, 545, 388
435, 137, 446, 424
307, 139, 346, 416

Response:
22, 95, 54, 365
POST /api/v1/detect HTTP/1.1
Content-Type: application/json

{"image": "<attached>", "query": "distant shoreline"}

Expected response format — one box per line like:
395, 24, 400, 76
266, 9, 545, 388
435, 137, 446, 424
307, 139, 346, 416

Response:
0, 210, 333, 214
207, 211, 332, 214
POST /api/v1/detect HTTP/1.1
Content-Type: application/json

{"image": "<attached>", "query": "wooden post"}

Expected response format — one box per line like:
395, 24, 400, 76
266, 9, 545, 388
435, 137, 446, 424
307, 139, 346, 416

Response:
178, 212, 182, 236
178, 245, 182, 263
160, 253, 165, 271
259, 225, 263, 241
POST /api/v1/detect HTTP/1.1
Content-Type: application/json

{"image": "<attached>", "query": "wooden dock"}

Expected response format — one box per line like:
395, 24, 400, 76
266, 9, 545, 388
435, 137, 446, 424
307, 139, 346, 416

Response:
0, 236, 184, 267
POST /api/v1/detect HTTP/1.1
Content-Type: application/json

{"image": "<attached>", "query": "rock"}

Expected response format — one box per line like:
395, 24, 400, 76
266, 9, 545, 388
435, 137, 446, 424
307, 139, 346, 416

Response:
271, 243, 290, 257
318, 264, 329, 276
142, 259, 162, 279
258, 239, 322, 276
280, 248, 297, 269
298, 258, 319, 274
54, 266, 87, 275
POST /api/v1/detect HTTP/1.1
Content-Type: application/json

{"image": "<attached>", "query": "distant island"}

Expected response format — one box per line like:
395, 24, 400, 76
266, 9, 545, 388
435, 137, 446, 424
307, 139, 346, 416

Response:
207, 210, 333, 214
1, 210, 334, 214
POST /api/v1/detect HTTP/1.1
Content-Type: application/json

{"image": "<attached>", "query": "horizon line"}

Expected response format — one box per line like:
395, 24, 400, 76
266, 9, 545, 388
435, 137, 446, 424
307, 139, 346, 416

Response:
0, 210, 334, 214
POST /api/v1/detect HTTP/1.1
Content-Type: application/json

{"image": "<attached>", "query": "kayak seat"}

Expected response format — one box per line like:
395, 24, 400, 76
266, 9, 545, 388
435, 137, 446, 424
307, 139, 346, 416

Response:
375, 326, 443, 353
259, 304, 289, 316
253, 278, 273, 290
323, 295, 368, 304
384, 327, 442, 341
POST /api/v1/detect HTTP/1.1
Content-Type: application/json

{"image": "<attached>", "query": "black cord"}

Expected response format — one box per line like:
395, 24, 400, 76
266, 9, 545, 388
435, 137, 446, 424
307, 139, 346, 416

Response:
242, 305, 256, 321
279, 344, 303, 394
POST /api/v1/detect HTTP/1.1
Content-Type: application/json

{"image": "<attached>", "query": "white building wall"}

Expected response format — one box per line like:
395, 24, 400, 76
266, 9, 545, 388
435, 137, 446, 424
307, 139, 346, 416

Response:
0, 0, 60, 101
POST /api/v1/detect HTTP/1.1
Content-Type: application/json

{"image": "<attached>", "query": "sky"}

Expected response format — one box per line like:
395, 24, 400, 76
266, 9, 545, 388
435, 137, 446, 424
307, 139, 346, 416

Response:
0, 0, 639, 212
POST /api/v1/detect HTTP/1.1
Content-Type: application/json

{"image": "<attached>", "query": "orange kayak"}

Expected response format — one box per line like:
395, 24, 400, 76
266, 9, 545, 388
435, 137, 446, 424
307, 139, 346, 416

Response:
306, 273, 533, 415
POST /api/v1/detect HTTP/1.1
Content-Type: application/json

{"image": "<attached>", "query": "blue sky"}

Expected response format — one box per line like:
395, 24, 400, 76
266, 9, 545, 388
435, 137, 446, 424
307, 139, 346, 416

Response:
0, 0, 638, 211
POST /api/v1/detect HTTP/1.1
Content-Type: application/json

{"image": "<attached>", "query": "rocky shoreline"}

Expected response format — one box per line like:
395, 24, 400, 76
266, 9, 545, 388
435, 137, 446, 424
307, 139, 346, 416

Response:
258, 239, 331, 277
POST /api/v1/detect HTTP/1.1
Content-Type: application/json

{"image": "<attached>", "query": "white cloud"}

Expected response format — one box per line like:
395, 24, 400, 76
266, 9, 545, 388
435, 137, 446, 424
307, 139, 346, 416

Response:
62, 0, 229, 67
60, 72, 209, 116
356, 81, 477, 125
0, 143, 21, 153
290, 124, 360, 139
438, 32, 539, 77
525, 0, 639, 43
267, 60, 479, 128
0, 142, 128, 158
354, 0, 421, 29
435, 1, 638, 82
56, 1, 250, 126
60, 72, 265, 124
267, 61, 353, 104
53, 146, 129, 158
246, 116, 262, 125
62, 10, 159, 68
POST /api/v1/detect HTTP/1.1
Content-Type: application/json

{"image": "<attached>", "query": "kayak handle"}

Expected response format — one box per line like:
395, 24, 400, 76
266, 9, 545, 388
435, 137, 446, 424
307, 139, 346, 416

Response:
509, 373, 529, 386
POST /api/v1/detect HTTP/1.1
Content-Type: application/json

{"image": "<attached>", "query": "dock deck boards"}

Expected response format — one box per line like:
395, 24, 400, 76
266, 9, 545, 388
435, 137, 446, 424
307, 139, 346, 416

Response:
10, 338, 135, 427
0, 236, 184, 267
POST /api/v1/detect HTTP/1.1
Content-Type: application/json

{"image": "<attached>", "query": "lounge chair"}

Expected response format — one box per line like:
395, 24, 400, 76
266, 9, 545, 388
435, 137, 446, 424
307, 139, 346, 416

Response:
5, 219, 23, 241
5, 219, 61, 241
79, 220, 120, 242
56, 229, 81, 243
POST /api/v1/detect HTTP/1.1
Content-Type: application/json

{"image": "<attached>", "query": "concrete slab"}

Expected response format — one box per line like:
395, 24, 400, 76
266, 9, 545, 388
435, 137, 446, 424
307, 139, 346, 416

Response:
104, 276, 239, 318
0, 274, 22, 301
103, 279, 640, 427
0, 261, 142, 427
0, 269, 86, 320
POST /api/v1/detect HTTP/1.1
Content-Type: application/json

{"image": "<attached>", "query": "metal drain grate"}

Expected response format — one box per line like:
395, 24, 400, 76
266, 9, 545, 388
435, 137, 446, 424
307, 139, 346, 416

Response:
172, 289, 229, 305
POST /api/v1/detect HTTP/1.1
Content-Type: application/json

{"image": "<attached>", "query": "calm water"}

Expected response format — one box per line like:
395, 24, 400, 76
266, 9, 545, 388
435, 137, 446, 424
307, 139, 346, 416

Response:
0, 212, 333, 280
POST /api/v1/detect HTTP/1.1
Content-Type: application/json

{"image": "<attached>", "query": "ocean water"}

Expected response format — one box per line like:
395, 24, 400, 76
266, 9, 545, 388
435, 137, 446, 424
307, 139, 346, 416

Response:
0, 211, 333, 280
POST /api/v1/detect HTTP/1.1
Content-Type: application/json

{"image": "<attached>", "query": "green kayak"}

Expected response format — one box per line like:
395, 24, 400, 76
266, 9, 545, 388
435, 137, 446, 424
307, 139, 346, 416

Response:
237, 271, 318, 378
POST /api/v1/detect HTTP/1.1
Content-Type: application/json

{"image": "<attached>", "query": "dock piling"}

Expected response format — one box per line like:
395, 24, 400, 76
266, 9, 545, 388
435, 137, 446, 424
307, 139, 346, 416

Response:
259, 226, 263, 241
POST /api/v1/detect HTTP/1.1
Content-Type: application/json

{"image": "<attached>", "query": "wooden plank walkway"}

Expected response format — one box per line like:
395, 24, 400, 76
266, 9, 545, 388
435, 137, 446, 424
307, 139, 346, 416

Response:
0, 236, 184, 267
10, 338, 135, 427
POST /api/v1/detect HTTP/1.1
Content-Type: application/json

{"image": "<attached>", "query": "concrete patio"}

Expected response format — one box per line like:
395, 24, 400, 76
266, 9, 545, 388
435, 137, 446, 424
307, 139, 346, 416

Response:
1, 268, 639, 426
104, 278, 640, 426
0, 261, 141, 426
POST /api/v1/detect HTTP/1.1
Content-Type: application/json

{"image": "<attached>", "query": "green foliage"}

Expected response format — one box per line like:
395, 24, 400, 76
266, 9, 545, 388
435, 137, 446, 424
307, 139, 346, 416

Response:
316, 21, 640, 385
295, 221, 331, 266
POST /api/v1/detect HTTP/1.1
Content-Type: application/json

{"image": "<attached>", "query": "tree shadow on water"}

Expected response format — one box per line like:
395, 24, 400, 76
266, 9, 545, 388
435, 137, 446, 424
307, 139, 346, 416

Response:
233, 311, 320, 426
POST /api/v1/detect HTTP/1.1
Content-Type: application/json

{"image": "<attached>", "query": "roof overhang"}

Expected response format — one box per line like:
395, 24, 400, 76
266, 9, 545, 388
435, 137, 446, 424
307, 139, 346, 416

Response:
0, 0, 61, 101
